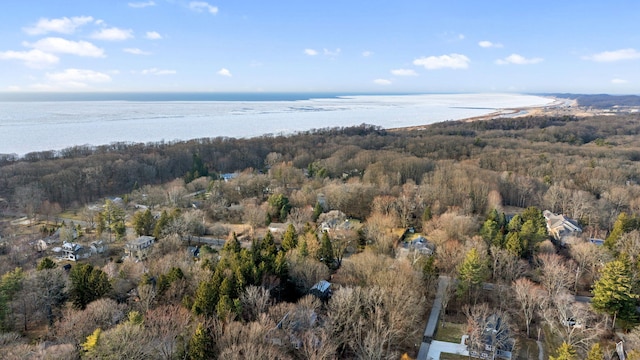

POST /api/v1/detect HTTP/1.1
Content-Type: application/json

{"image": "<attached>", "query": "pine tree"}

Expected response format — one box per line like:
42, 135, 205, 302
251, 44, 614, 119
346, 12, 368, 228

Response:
69, 263, 111, 309
37, 257, 57, 270
592, 257, 638, 327
132, 209, 156, 236
550, 342, 576, 360
318, 231, 334, 267
312, 202, 323, 222
586, 343, 604, 360
188, 323, 215, 360
457, 248, 488, 302
505, 231, 524, 257
281, 224, 298, 251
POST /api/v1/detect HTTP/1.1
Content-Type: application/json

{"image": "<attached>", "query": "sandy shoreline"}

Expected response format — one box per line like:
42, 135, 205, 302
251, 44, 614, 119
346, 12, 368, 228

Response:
388, 97, 575, 132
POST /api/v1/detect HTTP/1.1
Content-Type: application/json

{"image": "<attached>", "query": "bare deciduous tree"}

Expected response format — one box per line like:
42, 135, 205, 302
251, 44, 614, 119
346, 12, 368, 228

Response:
490, 246, 528, 284
541, 291, 605, 354
240, 285, 271, 322
465, 303, 514, 360
537, 253, 574, 299
513, 277, 544, 337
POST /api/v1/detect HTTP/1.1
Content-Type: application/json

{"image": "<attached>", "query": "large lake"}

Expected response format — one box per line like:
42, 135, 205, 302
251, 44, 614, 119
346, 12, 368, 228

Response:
0, 93, 554, 155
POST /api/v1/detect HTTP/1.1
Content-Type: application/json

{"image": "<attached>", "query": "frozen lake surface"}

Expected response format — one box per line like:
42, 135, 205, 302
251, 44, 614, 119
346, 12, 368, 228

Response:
0, 93, 553, 155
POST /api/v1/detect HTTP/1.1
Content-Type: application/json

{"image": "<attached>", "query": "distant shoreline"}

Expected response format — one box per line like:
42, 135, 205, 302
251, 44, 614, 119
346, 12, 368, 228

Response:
388, 97, 577, 132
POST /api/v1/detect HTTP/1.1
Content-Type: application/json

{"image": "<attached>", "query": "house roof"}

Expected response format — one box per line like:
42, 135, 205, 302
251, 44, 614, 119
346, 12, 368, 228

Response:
310, 280, 331, 293
128, 236, 155, 246
62, 242, 82, 251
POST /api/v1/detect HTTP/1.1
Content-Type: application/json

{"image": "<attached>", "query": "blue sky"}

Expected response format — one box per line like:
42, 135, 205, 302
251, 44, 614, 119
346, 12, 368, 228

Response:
1, 0, 639, 94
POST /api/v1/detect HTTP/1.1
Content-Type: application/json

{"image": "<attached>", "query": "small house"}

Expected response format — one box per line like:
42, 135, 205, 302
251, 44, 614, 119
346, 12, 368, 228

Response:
309, 280, 332, 301
125, 236, 155, 260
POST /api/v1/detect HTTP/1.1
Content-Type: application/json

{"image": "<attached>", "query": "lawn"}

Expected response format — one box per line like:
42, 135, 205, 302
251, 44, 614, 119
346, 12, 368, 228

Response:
434, 322, 467, 343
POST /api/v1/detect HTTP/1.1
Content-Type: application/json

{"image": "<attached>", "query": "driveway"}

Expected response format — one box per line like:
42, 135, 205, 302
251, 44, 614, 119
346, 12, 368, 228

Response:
426, 338, 469, 360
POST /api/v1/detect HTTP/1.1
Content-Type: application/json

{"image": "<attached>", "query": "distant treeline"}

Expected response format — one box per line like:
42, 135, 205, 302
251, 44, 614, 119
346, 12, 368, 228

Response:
551, 93, 640, 108
2, 115, 640, 222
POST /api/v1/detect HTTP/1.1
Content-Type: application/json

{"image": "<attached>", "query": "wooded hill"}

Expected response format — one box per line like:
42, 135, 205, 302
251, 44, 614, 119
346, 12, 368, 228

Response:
2, 114, 640, 359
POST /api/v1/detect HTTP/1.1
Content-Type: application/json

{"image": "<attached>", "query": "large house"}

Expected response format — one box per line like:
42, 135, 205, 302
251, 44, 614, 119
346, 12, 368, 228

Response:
125, 236, 155, 260
469, 314, 515, 360
543, 210, 582, 244
61, 242, 92, 261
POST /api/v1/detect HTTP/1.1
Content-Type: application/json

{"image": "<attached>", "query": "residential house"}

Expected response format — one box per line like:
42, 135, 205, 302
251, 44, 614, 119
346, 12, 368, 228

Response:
543, 210, 582, 244
61, 242, 92, 261
90, 240, 106, 254
125, 236, 155, 260
469, 314, 515, 360
309, 280, 332, 301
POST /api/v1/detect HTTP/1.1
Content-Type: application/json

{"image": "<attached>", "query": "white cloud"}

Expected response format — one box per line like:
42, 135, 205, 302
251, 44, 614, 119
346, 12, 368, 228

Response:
478, 40, 503, 48
496, 54, 543, 65
323, 48, 341, 57
217, 68, 232, 77
145, 31, 162, 40
0, 49, 59, 68
123, 48, 151, 55
413, 53, 470, 70
362, 51, 373, 57
391, 68, 418, 76
25, 37, 105, 57
128, 1, 155, 8
583, 48, 640, 62
23, 16, 94, 35
91, 27, 134, 41
304, 48, 318, 56
141, 68, 176, 75
373, 79, 392, 85
458, 34, 465, 40
189, 1, 218, 14
611, 78, 629, 84
45, 68, 111, 88
7, 86, 21, 91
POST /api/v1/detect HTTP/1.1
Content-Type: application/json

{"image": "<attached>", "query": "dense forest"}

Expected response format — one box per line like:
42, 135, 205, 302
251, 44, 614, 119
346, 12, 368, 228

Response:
2, 114, 640, 359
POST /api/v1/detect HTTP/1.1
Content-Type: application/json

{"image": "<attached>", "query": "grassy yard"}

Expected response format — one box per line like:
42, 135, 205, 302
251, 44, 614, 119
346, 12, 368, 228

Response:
434, 322, 467, 343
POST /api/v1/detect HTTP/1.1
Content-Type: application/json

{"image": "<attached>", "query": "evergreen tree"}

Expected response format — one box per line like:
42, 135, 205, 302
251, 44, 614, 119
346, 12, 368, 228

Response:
550, 342, 577, 360
605, 212, 638, 251
97, 200, 126, 242
586, 343, 604, 360
0, 268, 24, 331
281, 224, 298, 251
132, 209, 156, 236
222, 232, 241, 254
592, 257, 638, 327
507, 214, 523, 233
299, 236, 309, 257
312, 202, 323, 222
457, 248, 488, 303
505, 231, 524, 257
153, 210, 171, 239
480, 219, 500, 245
69, 263, 112, 309
318, 231, 335, 267
37, 257, 57, 270
192, 278, 220, 317
188, 323, 215, 360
